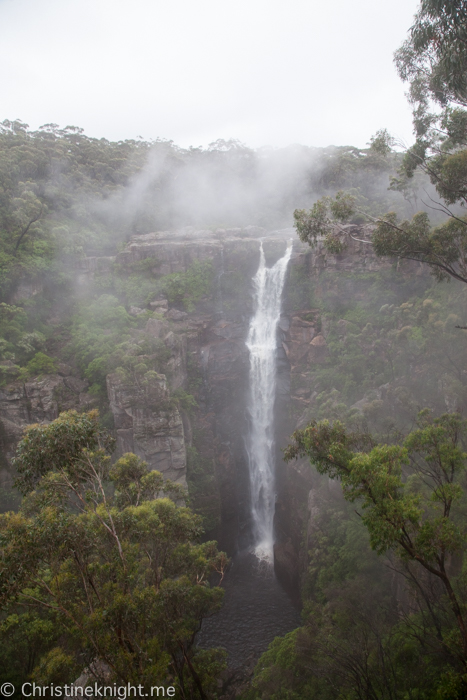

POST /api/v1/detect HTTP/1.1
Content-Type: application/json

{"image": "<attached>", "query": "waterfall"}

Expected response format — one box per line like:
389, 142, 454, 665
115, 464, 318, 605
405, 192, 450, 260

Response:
246, 240, 292, 562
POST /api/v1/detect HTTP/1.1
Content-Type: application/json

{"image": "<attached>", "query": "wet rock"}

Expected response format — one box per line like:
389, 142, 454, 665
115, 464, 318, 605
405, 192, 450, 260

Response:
308, 334, 327, 363
116, 236, 223, 275
106, 369, 187, 486
24, 376, 68, 419
149, 298, 168, 311
73, 660, 112, 688
129, 305, 145, 316
163, 331, 187, 390
210, 319, 245, 340
10, 280, 43, 301
166, 308, 188, 321
76, 256, 115, 273
243, 225, 266, 237
64, 376, 88, 394
145, 317, 167, 338
0, 374, 95, 469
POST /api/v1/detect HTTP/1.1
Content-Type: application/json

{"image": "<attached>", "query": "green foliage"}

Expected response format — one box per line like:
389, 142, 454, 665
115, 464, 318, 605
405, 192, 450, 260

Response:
365, 3, 467, 286
13, 409, 114, 494
329, 190, 356, 222
0, 303, 52, 385
0, 611, 61, 689
249, 409, 467, 699
373, 211, 467, 284
304, 138, 407, 203
294, 192, 358, 253
394, 0, 467, 110
285, 411, 467, 664
369, 128, 395, 156
172, 389, 198, 414
24, 351, 58, 377
247, 471, 447, 700
1, 411, 227, 695
284, 256, 467, 431
0, 119, 342, 304
0, 120, 150, 297
30, 647, 80, 686
294, 199, 333, 245
295, 10, 467, 287
162, 261, 214, 311
67, 295, 160, 392
109, 452, 185, 507
122, 256, 161, 274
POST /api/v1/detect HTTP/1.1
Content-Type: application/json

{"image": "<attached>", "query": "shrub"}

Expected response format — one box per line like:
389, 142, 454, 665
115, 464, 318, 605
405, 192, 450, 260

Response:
25, 352, 58, 377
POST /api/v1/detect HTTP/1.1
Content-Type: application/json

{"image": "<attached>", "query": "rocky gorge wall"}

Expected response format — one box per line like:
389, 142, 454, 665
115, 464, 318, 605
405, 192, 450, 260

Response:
99, 228, 299, 552
0, 368, 96, 506
1, 224, 406, 589
0, 229, 300, 549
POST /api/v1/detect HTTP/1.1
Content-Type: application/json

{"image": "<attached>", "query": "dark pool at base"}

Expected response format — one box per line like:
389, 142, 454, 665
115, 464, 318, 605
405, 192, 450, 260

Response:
198, 550, 302, 670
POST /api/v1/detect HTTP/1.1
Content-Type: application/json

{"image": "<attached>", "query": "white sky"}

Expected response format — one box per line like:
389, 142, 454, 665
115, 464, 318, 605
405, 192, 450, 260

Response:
0, 0, 420, 150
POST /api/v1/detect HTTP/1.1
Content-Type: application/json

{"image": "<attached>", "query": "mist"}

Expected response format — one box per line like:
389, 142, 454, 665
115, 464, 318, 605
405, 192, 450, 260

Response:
88, 137, 431, 246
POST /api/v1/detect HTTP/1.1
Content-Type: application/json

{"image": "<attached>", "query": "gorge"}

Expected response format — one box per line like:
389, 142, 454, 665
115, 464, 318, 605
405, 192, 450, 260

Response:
3, 3, 467, 690
1, 221, 467, 696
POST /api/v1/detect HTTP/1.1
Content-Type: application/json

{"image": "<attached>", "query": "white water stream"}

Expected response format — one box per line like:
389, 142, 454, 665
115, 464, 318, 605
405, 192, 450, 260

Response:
246, 241, 292, 562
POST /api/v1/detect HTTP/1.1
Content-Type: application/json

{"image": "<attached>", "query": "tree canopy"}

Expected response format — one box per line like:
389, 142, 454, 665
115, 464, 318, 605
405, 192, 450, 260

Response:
395, 0, 467, 112
294, 2, 467, 297
0, 411, 227, 696
285, 411, 467, 667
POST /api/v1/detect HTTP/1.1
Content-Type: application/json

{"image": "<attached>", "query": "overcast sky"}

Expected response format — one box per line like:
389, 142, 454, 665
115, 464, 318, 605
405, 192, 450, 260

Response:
1, 0, 420, 150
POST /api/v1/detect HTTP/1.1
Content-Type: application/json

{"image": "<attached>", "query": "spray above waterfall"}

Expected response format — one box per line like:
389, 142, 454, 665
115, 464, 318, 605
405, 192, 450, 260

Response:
246, 241, 293, 563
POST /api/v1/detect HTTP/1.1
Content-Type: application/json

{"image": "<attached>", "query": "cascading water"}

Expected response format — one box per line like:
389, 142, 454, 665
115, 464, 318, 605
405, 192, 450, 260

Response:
246, 240, 292, 562
198, 238, 300, 668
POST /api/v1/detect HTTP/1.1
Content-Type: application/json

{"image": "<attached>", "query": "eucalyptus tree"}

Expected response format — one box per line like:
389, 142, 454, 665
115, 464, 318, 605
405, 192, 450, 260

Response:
284, 411, 467, 687
0, 410, 227, 696
294, 1, 467, 292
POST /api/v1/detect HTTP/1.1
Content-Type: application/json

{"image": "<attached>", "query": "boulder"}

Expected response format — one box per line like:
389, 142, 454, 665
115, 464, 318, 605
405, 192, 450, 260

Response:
167, 308, 188, 321
129, 306, 145, 316
308, 334, 328, 362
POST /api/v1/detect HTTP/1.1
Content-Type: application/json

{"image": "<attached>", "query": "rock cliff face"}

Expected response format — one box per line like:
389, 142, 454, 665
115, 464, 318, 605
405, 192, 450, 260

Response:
0, 370, 95, 503
102, 229, 297, 550
1, 228, 298, 527
107, 368, 187, 486
1, 225, 397, 587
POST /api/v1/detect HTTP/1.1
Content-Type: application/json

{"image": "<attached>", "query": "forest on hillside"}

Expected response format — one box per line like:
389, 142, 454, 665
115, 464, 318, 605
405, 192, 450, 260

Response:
1, 0, 467, 698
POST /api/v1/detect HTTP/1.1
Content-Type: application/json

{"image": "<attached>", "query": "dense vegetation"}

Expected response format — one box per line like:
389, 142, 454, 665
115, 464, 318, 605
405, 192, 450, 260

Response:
294, 2, 467, 289
0, 118, 410, 391
0, 411, 227, 696
285, 260, 467, 426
